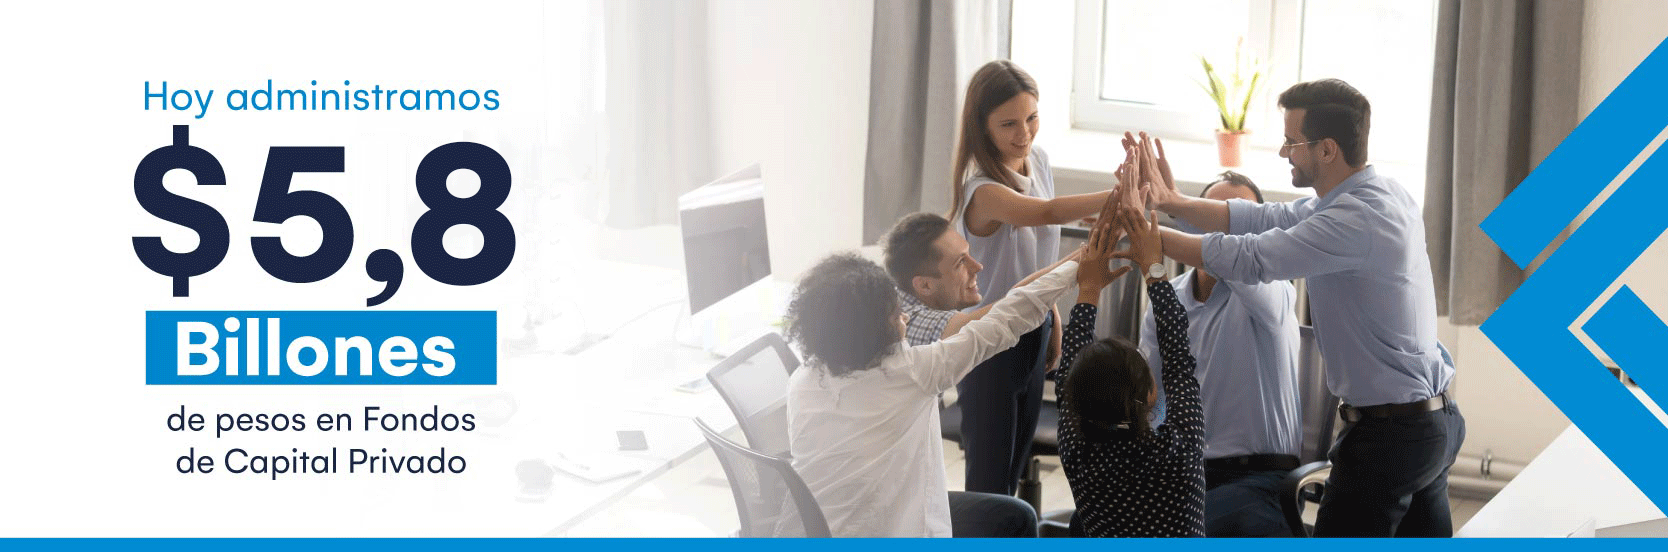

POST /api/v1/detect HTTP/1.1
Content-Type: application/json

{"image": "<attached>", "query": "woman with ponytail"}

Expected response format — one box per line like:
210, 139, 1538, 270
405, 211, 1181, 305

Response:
1056, 158, 1206, 538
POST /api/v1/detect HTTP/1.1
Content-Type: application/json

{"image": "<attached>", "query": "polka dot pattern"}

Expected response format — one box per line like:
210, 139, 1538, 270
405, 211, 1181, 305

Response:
1056, 281, 1206, 537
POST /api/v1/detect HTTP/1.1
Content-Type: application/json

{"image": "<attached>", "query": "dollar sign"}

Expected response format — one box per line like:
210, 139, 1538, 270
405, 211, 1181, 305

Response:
132, 125, 230, 297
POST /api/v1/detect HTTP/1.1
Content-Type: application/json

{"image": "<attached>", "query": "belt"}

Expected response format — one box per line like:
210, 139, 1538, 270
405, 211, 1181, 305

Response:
1339, 392, 1450, 423
1204, 454, 1301, 472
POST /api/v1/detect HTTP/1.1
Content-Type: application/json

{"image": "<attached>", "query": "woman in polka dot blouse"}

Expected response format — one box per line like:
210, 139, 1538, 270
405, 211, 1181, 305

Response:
1057, 195, 1206, 538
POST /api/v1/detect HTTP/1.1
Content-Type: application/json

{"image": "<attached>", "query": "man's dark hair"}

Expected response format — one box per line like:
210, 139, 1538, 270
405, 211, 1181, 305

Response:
1277, 78, 1371, 167
1199, 170, 1264, 203
784, 252, 901, 377
882, 212, 952, 292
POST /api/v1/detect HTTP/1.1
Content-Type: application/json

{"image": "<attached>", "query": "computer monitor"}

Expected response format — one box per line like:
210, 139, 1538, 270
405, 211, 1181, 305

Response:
679, 164, 771, 315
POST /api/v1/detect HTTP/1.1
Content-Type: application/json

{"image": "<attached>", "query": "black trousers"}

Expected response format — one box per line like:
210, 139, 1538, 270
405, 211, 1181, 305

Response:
956, 312, 1052, 495
1314, 400, 1466, 537
1204, 467, 1292, 537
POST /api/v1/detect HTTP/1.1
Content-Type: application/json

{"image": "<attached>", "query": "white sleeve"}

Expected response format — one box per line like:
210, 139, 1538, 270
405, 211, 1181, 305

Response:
900, 261, 1079, 393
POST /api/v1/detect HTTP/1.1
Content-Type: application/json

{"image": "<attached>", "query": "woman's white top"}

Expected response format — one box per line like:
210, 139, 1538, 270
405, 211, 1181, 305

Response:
957, 147, 1061, 308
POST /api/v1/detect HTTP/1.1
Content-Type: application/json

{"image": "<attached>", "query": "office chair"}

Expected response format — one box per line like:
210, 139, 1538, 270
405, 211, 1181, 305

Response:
707, 332, 798, 458
696, 418, 832, 537
1279, 325, 1339, 537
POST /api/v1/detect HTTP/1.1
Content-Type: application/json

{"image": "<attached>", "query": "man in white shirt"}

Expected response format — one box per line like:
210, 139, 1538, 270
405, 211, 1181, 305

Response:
784, 250, 1079, 537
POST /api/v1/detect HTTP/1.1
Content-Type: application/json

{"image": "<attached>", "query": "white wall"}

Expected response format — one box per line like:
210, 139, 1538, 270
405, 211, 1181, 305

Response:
705, 0, 875, 283
1449, 0, 1668, 464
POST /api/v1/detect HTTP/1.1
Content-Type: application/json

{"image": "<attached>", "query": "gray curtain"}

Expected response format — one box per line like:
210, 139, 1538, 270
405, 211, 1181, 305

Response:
862, 0, 1009, 243
1425, 0, 1583, 325
603, 0, 716, 227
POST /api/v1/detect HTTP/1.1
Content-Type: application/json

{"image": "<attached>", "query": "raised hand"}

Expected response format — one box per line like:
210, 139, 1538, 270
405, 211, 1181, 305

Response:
1077, 210, 1131, 297
1146, 133, 1175, 196
1138, 132, 1182, 210
1111, 203, 1164, 277
1115, 143, 1147, 213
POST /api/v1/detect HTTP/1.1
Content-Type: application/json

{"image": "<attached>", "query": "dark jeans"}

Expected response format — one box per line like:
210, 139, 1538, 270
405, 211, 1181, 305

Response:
949, 491, 1038, 537
956, 313, 1052, 495
1314, 400, 1466, 537
1204, 467, 1292, 537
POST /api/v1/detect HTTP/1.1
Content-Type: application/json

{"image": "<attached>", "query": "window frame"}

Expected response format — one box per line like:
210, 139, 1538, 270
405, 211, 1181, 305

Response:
1069, 0, 1301, 147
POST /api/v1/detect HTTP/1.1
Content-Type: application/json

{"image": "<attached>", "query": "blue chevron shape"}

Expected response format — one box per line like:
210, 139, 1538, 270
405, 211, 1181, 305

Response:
1482, 123, 1668, 514
1585, 286, 1668, 395
1480, 37, 1668, 268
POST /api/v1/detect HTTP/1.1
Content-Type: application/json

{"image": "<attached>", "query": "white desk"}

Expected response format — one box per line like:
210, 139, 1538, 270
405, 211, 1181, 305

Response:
1457, 386, 1667, 537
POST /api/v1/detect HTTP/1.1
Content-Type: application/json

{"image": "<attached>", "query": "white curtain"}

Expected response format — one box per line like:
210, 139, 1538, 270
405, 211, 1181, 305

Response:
600, 0, 718, 227
863, 0, 1010, 243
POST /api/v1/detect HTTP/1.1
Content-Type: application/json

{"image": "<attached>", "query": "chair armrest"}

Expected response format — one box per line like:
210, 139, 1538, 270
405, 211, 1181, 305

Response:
1037, 509, 1078, 538
1279, 461, 1332, 537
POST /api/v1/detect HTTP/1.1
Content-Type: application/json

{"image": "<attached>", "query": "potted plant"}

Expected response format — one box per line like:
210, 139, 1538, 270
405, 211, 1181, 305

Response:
1198, 40, 1265, 167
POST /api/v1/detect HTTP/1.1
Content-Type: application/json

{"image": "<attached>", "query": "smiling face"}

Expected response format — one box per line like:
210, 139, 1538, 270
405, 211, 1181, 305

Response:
984, 92, 1040, 171
914, 229, 983, 311
1280, 108, 1323, 189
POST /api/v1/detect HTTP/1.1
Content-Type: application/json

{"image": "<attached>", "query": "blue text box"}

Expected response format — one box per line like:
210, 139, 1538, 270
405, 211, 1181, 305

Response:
145, 311, 496, 385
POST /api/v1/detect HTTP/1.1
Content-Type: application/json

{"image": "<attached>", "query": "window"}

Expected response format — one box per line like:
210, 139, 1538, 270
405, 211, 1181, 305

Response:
1069, 0, 1438, 166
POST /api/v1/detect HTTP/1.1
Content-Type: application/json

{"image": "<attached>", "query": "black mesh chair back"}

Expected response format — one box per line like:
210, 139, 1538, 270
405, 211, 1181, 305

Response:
696, 418, 831, 537
1282, 324, 1338, 536
706, 332, 798, 457
1295, 325, 1339, 463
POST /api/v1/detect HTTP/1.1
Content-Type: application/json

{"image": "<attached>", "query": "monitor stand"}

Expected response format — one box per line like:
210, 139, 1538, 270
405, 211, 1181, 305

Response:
675, 276, 784, 358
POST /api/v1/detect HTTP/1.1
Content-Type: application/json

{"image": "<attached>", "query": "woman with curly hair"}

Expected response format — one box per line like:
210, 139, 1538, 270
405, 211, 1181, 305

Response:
783, 246, 1090, 537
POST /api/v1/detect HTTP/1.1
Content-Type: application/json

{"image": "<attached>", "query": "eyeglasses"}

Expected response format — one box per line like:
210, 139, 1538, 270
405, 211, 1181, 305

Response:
1280, 138, 1323, 152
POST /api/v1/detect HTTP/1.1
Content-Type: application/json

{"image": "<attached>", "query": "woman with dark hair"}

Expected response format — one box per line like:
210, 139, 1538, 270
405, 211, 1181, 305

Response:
1056, 174, 1206, 538
949, 59, 1120, 495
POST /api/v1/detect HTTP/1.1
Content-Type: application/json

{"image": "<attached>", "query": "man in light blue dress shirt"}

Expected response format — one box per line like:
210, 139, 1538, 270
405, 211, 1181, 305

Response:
1139, 79, 1465, 537
1138, 173, 1302, 537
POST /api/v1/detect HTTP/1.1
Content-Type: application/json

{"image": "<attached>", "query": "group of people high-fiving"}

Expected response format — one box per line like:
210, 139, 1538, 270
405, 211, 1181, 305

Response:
781, 60, 1463, 539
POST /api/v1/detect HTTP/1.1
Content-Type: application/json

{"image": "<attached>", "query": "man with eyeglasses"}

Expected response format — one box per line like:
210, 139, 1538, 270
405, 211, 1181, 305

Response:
1128, 79, 1465, 537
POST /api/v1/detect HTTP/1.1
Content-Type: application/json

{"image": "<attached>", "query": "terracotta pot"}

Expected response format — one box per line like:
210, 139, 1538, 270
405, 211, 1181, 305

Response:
1216, 129, 1248, 167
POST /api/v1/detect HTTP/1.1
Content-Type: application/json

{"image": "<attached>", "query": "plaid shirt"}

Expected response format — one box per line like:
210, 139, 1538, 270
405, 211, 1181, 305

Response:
898, 289, 956, 347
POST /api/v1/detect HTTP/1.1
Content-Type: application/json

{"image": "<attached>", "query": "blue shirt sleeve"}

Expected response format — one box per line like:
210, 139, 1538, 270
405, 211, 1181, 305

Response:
1203, 198, 1373, 284
1227, 197, 1315, 235
1214, 278, 1298, 329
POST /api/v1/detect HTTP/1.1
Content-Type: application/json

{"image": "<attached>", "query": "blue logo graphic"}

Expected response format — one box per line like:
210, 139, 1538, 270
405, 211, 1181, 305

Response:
1480, 37, 1668, 512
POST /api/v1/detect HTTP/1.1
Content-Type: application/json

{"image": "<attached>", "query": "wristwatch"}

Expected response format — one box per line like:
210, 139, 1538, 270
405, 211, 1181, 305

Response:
1146, 262, 1166, 282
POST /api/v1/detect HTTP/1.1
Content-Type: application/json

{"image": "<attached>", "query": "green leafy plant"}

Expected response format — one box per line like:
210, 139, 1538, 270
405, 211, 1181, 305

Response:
1198, 40, 1265, 133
